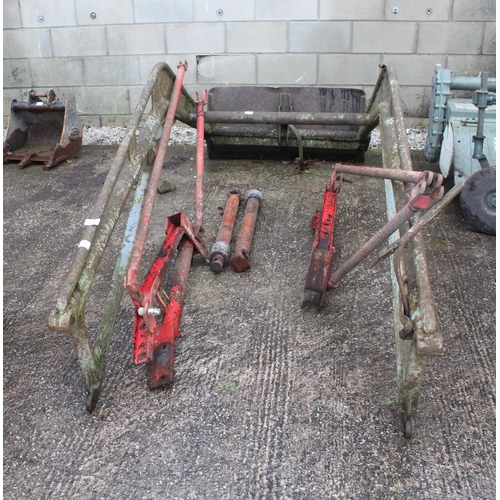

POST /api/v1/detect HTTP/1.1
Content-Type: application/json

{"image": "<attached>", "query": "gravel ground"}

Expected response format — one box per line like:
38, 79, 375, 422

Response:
3, 144, 495, 499
81, 124, 197, 146
80, 125, 428, 150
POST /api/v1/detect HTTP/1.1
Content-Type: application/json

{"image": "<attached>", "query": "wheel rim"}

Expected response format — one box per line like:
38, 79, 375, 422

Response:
484, 190, 496, 214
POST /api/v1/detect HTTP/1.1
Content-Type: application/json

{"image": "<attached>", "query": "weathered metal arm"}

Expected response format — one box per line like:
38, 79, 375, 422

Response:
200, 110, 376, 126
48, 62, 197, 411
378, 63, 444, 437
124, 62, 189, 298
327, 180, 444, 289
301, 63, 448, 437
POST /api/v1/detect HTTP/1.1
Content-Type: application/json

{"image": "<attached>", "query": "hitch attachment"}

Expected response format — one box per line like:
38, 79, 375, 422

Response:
129, 212, 207, 387
302, 164, 444, 309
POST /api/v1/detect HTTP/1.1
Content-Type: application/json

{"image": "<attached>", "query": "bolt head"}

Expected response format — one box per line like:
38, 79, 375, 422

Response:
38, 15, 44, 22
90, 12, 97, 19
392, 6, 399, 13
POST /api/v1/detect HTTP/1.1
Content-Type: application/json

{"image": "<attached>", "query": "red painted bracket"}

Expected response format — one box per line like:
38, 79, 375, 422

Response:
132, 212, 206, 371
131, 87, 209, 389
302, 173, 339, 308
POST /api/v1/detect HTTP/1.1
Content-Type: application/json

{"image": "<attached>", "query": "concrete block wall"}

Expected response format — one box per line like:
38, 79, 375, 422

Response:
3, 0, 496, 126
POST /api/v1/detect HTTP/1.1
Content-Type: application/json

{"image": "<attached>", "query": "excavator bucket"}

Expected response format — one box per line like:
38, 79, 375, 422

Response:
3, 89, 83, 169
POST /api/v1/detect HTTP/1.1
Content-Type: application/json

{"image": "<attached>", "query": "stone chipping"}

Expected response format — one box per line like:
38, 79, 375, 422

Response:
80, 125, 428, 150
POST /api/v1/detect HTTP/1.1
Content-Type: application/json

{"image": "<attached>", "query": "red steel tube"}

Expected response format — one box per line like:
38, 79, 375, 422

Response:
149, 239, 194, 388
210, 190, 241, 273
194, 90, 208, 234
125, 61, 188, 295
148, 89, 208, 388
229, 189, 263, 272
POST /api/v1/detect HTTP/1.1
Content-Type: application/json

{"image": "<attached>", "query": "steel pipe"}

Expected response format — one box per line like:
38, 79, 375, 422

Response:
333, 163, 443, 188
210, 190, 241, 273
229, 190, 263, 272
382, 63, 413, 172
451, 76, 496, 92
194, 90, 208, 234
201, 110, 375, 126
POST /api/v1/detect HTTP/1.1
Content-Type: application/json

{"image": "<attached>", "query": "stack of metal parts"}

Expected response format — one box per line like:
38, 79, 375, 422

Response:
48, 61, 454, 438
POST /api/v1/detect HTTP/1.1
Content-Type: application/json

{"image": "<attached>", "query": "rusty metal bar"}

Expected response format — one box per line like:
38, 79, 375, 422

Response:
125, 62, 188, 297
333, 163, 443, 187
356, 101, 386, 144
194, 90, 208, 234
202, 110, 375, 126
210, 190, 241, 273
365, 68, 387, 114
229, 190, 263, 272
288, 124, 304, 162
206, 127, 363, 141
382, 63, 413, 172
328, 181, 443, 289
10, 102, 66, 112
371, 182, 465, 270
379, 104, 401, 171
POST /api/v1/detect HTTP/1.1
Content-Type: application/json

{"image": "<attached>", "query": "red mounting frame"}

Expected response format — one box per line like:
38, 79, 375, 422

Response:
301, 172, 339, 308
